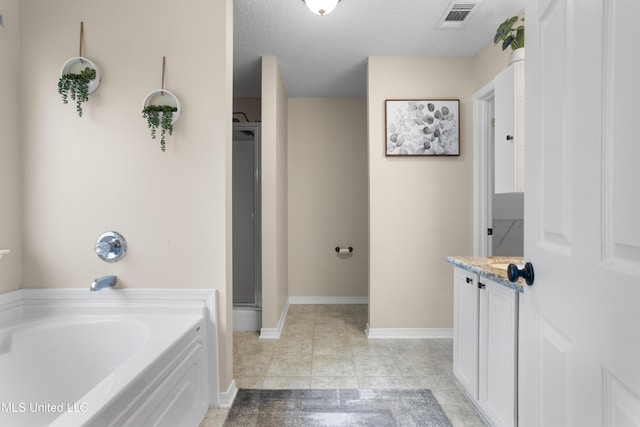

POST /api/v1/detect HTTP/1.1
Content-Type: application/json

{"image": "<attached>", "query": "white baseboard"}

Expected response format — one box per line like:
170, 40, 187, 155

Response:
259, 300, 289, 339
288, 296, 368, 304
218, 379, 237, 409
365, 324, 453, 339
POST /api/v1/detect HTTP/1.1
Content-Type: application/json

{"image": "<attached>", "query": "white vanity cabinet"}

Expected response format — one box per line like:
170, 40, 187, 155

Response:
494, 60, 524, 194
453, 267, 479, 398
477, 277, 518, 427
452, 267, 519, 427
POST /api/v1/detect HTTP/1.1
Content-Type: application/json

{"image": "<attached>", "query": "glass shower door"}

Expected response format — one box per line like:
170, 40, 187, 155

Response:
232, 123, 261, 307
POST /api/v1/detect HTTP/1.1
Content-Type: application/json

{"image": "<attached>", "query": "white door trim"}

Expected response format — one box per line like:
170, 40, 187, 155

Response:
473, 80, 495, 257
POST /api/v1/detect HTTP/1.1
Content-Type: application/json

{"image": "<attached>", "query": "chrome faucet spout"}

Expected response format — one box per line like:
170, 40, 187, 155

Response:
90, 275, 117, 291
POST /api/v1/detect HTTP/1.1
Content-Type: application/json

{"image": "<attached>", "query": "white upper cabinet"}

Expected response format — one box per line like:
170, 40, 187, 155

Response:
494, 61, 524, 193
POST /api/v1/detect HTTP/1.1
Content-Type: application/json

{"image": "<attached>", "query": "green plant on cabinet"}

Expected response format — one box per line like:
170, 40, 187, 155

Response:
494, 15, 524, 51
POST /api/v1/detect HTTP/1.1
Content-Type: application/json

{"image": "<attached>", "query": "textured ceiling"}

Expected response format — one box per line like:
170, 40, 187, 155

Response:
234, 0, 524, 98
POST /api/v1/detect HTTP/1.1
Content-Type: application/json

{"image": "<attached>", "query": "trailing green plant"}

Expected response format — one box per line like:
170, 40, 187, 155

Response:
494, 16, 524, 51
142, 104, 178, 152
58, 67, 96, 117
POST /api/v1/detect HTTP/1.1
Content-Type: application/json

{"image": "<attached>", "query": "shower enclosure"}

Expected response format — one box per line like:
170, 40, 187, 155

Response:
232, 122, 262, 330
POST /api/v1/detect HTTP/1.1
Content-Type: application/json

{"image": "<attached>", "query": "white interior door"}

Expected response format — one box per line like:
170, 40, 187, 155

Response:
523, 1, 640, 426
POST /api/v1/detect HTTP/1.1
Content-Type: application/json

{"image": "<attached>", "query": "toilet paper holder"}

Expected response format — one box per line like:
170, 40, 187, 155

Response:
335, 246, 353, 253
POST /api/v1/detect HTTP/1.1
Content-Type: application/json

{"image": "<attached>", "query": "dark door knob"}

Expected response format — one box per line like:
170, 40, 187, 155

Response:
506, 135, 514, 141
507, 262, 535, 286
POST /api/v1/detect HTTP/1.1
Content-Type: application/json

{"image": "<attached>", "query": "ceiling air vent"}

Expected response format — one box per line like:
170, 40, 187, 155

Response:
437, 1, 481, 29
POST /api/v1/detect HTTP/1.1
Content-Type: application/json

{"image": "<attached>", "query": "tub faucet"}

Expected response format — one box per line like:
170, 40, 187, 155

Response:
90, 275, 117, 291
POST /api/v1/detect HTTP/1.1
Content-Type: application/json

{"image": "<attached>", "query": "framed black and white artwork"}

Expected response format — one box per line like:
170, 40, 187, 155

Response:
385, 99, 460, 156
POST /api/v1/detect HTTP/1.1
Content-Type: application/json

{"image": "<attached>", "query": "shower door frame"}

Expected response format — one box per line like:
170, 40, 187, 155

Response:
232, 122, 262, 308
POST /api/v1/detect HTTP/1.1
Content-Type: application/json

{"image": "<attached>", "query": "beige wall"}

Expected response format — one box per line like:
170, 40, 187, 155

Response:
288, 98, 368, 298
221, 0, 235, 395
471, 39, 512, 91
261, 57, 288, 328
366, 41, 511, 330
18, 0, 234, 391
367, 57, 475, 329
0, 0, 22, 293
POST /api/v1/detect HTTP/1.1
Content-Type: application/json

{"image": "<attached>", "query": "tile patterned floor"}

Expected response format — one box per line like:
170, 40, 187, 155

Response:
200, 304, 487, 427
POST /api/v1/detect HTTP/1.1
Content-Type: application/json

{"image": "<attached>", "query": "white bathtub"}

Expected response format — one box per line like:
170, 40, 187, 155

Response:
0, 289, 219, 427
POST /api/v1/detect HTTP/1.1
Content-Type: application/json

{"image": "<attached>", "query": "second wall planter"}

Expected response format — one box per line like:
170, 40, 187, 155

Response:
141, 57, 181, 152
142, 89, 181, 152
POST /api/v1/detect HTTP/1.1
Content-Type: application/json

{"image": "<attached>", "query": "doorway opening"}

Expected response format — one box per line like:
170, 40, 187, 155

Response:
232, 122, 262, 331
473, 80, 524, 257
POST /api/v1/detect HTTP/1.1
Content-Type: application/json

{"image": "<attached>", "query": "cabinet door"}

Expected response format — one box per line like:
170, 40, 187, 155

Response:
494, 64, 516, 194
513, 61, 524, 193
478, 278, 518, 427
494, 62, 525, 194
453, 267, 479, 399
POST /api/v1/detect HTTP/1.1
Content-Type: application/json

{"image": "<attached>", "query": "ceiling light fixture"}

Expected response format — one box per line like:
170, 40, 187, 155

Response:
303, 0, 341, 16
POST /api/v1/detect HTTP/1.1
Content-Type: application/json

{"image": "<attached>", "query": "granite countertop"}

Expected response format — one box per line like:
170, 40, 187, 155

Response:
446, 256, 525, 292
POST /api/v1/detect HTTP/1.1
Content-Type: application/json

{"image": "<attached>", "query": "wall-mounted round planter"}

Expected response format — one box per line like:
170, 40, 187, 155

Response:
142, 89, 181, 125
60, 56, 100, 93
